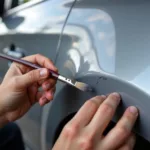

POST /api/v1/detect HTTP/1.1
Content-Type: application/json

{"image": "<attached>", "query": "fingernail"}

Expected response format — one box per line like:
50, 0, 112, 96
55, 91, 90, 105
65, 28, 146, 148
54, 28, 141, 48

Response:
129, 106, 138, 115
110, 93, 121, 105
112, 92, 121, 99
101, 95, 106, 98
40, 69, 47, 77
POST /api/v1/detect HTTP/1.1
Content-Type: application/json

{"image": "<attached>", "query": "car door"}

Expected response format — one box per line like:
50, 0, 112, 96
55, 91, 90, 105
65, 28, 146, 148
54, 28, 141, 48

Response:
0, 0, 75, 149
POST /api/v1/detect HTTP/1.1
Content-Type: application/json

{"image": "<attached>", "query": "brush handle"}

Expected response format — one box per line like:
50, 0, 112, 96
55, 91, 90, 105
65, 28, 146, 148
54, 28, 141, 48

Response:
0, 53, 59, 78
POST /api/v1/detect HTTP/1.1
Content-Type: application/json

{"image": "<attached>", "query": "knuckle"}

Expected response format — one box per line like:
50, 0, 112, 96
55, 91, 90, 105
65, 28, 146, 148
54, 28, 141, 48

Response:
85, 100, 98, 110
101, 103, 114, 114
36, 53, 42, 57
79, 136, 93, 150
116, 126, 130, 139
63, 122, 78, 139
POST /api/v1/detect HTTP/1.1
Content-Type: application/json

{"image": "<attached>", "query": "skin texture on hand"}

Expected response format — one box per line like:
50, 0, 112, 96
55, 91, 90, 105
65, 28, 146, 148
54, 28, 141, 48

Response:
0, 54, 57, 126
53, 93, 138, 150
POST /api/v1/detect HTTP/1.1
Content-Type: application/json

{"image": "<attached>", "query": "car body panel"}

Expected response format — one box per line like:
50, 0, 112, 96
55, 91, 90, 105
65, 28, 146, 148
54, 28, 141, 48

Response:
46, 0, 150, 148
1, 0, 150, 149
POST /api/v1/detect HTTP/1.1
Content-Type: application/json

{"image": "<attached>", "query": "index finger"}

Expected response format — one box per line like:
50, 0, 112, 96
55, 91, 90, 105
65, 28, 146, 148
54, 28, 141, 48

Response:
71, 96, 106, 129
23, 54, 58, 71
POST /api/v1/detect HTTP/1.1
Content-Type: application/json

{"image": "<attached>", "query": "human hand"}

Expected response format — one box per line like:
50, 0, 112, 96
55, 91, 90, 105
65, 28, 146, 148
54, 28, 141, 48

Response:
0, 54, 57, 125
118, 133, 136, 150
53, 93, 138, 150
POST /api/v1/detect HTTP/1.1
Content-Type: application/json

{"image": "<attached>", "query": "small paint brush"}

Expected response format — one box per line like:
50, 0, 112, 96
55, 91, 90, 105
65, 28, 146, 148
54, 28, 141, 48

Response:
0, 53, 93, 92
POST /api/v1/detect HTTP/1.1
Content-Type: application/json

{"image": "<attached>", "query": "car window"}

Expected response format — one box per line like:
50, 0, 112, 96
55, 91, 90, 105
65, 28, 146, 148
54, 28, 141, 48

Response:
5, 0, 41, 11
18, 0, 34, 5
12, 0, 36, 8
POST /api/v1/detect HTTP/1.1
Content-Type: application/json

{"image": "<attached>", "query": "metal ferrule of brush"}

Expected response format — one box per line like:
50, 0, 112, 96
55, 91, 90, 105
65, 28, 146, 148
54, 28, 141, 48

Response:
58, 75, 76, 87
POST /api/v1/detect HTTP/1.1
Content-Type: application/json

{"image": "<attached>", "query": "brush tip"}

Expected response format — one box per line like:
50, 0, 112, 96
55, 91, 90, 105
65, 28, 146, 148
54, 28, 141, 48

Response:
75, 82, 93, 92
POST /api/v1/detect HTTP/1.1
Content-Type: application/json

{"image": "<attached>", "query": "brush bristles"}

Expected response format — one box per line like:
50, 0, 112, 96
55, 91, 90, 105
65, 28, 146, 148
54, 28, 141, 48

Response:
75, 82, 93, 92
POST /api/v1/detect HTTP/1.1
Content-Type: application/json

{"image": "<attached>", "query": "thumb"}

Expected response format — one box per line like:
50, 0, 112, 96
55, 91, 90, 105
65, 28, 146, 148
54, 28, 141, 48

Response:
17, 68, 49, 88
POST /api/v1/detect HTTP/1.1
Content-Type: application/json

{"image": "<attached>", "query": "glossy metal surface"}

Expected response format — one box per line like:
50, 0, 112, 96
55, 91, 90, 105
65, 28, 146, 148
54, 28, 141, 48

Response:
57, 0, 150, 93
46, 0, 150, 147
1, 0, 150, 149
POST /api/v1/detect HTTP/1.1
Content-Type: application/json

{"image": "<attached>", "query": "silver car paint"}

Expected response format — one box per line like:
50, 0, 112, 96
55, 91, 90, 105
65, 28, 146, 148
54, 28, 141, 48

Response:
1, 0, 150, 149
46, 0, 150, 148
